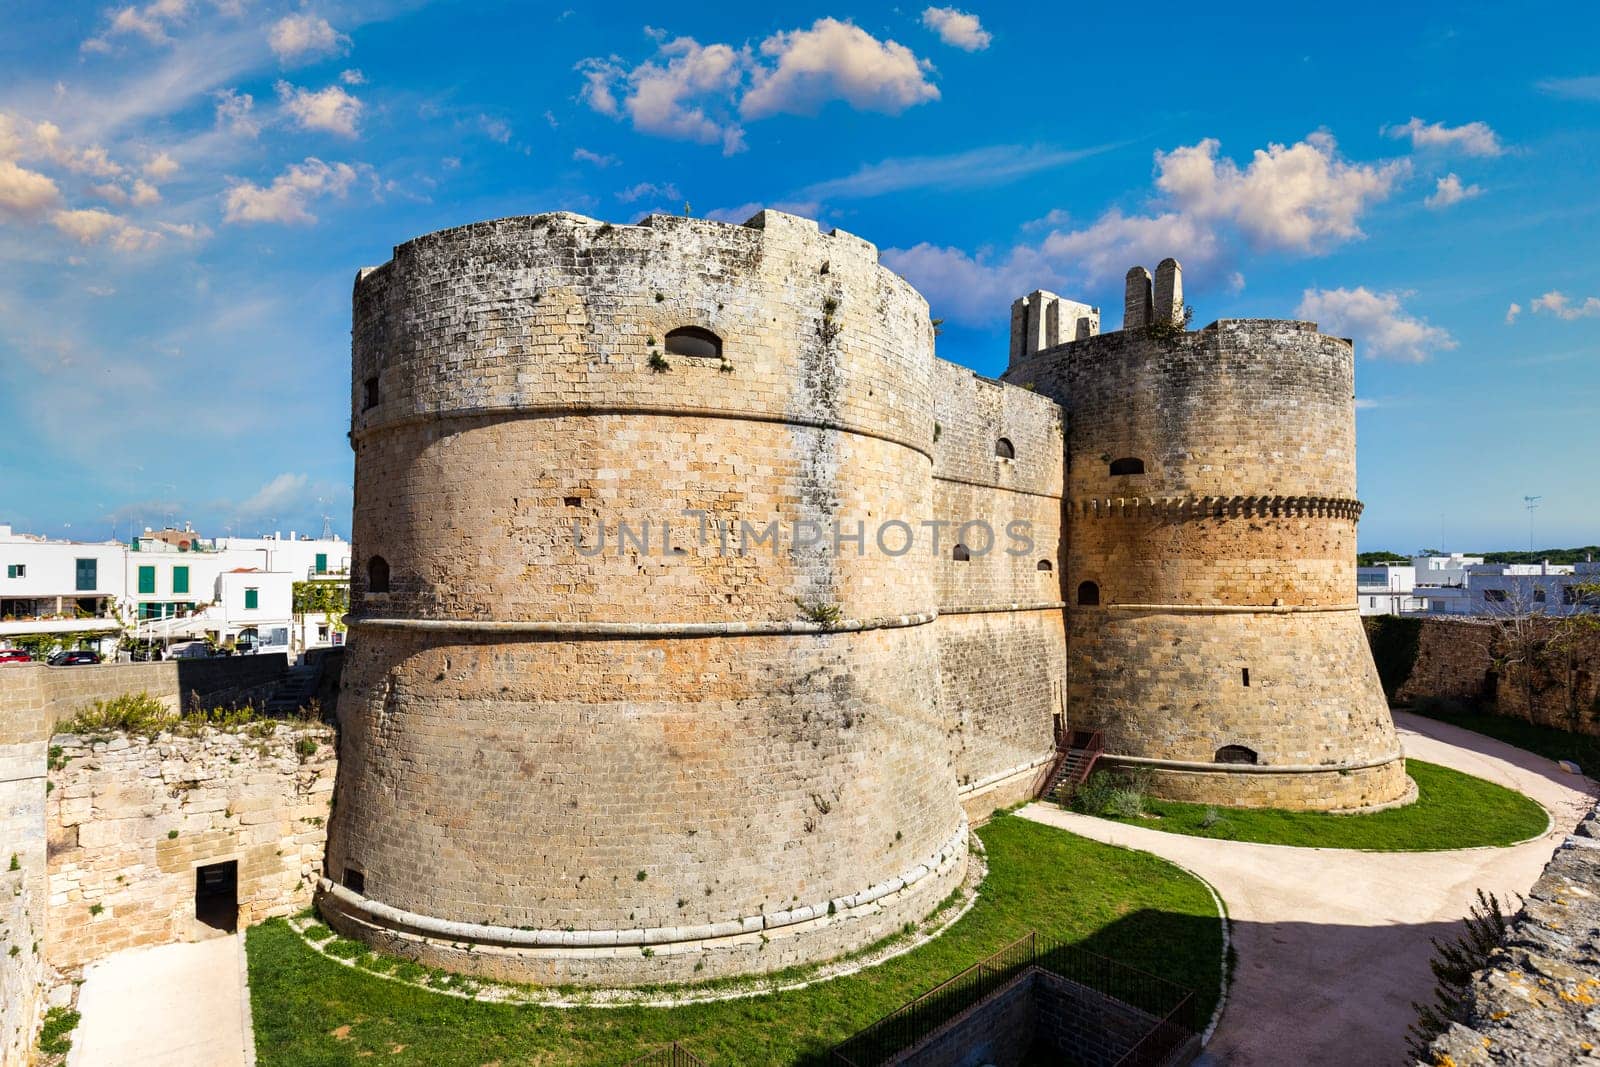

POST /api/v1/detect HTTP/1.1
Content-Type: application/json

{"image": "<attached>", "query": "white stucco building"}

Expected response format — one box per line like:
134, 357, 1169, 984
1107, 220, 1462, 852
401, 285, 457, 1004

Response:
0, 523, 349, 658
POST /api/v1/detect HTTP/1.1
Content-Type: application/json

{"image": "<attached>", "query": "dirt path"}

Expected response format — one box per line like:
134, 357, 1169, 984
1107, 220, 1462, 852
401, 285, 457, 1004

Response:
1018, 712, 1597, 1067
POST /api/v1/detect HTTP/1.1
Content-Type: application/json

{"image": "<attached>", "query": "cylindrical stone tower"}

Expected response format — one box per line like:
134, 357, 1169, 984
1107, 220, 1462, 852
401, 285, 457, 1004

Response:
1008, 306, 1410, 811
320, 210, 967, 985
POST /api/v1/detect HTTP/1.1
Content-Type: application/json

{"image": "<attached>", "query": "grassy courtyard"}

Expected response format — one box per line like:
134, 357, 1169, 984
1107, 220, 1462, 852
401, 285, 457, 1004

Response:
1079, 759, 1548, 850
248, 815, 1223, 1066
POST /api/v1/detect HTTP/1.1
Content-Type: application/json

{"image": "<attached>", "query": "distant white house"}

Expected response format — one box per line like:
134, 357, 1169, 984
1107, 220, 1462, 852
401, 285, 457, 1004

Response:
1358, 551, 1599, 618
0, 522, 349, 659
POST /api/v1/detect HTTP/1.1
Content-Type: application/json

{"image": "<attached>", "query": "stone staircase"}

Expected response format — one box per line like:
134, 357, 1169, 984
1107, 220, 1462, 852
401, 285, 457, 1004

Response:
263, 662, 320, 717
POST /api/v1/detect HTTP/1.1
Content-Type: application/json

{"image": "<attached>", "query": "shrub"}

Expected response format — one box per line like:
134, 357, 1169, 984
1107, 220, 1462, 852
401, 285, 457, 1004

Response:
1107, 785, 1146, 819
1408, 889, 1513, 1059
38, 1007, 79, 1057
1070, 770, 1118, 815
1200, 807, 1223, 829
65, 692, 172, 736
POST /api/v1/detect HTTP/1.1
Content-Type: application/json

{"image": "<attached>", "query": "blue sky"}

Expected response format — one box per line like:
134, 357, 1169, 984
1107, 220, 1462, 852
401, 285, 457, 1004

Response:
1, 1, 1596, 552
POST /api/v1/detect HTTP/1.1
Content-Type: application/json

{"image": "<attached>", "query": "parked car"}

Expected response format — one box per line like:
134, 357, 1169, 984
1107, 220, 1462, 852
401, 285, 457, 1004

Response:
0, 649, 33, 664
47, 650, 102, 666
168, 642, 215, 659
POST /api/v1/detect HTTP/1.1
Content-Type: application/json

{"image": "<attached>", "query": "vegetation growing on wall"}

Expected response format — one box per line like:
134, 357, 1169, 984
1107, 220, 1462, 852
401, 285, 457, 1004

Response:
1363, 616, 1423, 700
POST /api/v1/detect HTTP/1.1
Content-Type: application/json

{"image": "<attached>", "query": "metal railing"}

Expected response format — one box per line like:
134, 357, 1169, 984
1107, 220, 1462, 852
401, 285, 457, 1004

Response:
624, 1042, 708, 1067
829, 932, 1197, 1067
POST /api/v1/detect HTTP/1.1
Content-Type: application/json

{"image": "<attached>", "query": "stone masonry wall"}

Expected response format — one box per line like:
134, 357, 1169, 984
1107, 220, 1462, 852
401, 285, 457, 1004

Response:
1005, 316, 1405, 809
45, 722, 334, 970
1423, 803, 1600, 1065
330, 209, 968, 985
931, 359, 1065, 817
1395, 618, 1497, 707
0, 730, 47, 1067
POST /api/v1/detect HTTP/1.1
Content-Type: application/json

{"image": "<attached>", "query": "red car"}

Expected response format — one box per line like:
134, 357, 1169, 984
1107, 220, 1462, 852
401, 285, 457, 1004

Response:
0, 649, 33, 664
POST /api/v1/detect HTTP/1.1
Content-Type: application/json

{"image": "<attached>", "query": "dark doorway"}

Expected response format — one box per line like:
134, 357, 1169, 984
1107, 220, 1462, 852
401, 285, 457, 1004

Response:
195, 860, 238, 933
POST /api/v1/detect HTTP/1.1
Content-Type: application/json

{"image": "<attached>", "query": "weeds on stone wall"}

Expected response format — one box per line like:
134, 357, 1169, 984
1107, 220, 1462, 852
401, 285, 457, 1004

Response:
1407, 888, 1513, 1061
36, 1007, 78, 1059
794, 599, 843, 628
62, 690, 324, 740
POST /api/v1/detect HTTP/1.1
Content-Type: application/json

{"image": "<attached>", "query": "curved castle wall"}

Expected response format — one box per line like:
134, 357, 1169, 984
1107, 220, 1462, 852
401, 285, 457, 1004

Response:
1007, 313, 1408, 810
324, 211, 967, 984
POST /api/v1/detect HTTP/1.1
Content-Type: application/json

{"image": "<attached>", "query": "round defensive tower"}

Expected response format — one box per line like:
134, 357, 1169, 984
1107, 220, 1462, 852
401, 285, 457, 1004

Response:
320, 209, 968, 985
1013, 266, 1409, 811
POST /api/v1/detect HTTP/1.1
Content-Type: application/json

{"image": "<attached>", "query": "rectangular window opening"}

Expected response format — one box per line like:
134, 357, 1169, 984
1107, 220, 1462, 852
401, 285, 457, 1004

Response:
75, 558, 97, 592
244, 587, 259, 611
343, 867, 365, 895
137, 565, 155, 595
173, 566, 190, 595
1241, 667, 1250, 687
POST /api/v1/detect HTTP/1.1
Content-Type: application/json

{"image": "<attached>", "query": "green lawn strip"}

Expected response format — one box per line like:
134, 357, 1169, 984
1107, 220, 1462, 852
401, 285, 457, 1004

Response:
1403, 703, 1600, 775
1089, 760, 1546, 851
248, 816, 1223, 1066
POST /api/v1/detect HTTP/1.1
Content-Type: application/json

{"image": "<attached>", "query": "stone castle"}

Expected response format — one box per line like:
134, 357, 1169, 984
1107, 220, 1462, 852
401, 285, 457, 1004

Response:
318, 209, 1406, 986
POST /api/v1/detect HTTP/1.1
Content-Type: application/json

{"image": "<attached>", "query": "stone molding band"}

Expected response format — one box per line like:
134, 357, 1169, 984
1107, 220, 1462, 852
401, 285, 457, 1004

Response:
933, 472, 1062, 501
354, 402, 934, 462
957, 751, 1055, 797
1103, 603, 1357, 615
317, 821, 968, 951
1074, 495, 1364, 520
939, 601, 1066, 616
346, 611, 936, 638
1101, 750, 1403, 775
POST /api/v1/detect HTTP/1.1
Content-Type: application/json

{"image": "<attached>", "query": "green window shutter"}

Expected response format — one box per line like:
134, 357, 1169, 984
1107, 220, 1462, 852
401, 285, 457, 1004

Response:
76, 558, 97, 591
138, 566, 156, 594
245, 588, 259, 610
173, 566, 189, 594
6, 565, 16, 578
315, 553, 327, 574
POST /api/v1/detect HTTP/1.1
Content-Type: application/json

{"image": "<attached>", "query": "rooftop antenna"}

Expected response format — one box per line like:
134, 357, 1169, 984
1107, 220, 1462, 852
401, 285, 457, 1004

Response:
321, 513, 334, 540
1523, 495, 1542, 553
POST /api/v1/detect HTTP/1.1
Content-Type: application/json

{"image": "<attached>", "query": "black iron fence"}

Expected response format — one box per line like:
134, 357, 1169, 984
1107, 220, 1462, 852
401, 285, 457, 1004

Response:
829, 931, 1198, 1067
624, 1043, 708, 1067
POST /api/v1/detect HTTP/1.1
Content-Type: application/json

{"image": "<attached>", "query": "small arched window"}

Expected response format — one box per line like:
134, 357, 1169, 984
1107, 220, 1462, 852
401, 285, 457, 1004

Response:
1215, 745, 1258, 765
367, 555, 390, 594
952, 544, 971, 562
1109, 457, 1144, 476
1037, 559, 1053, 572
1076, 580, 1099, 606
995, 438, 1015, 460
664, 326, 722, 359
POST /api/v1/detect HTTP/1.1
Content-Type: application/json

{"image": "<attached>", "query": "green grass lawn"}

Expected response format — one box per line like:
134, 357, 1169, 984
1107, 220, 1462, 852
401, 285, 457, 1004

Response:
248, 816, 1223, 1066
1084, 759, 1547, 851
1402, 702, 1600, 775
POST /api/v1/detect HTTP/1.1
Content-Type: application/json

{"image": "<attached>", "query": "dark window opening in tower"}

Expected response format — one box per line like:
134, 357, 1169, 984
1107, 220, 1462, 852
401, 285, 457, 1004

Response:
1076, 580, 1099, 606
995, 437, 1015, 460
367, 555, 390, 594
664, 326, 722, 359
1037, 559, 1053, 572
343, 867, 366, 894
363, 376, 379, 411
1109, 456, 1144, 476
952, 543, 971, 562
1215, 745, 1258, 765
1242, 667, 1250, 687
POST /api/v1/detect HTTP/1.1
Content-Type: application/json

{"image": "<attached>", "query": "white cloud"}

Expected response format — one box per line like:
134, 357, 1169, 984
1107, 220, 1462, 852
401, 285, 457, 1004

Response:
1039, 209, 1226, 288
158, 220, 209, 240
86, 0, 192, 50
1505, 302, 1522, 325
1295, 287, 1455, 362
802, 143, 1112, 199
268, 14, 349, 64
214, 89, 259, 136
222, 157, 361, 225
237, 472, 309, 516
35, 122, 125, 178
277, 82, 363, 137
478, 115, 511, 143
340, 69, 366, 86
579, 35, 748, 155
1154, 132, 1407, 252
882, 242, 1057, 325
743, 18, 938, 119
921, 7, 991, 51
616, 181, 681, 203
1537, 75, 1600, 101
143, 151, 179, 181
1424, 173, 1482, 210
703, 199, 822, 223
578, 19, 938, 154
50, 207, 163, 252
1383, 116, 1504, 157
0, 160, 62, 218
573, 147, 618, 167
1530, 290, 1600, 320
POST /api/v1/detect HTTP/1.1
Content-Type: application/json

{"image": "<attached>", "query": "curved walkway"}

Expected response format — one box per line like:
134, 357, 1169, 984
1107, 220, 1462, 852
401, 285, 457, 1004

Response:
1019, 712, 1598, 1067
